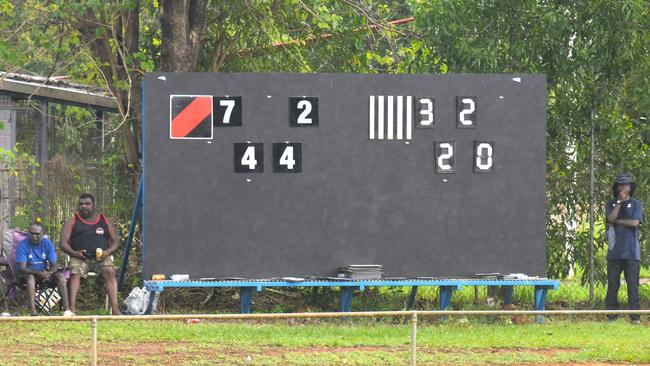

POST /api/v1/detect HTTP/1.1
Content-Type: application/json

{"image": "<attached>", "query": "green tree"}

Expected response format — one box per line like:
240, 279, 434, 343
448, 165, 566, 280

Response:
6, 0, 647, 285
0, 0, 407, 292
1, 0, 407, 184
406, 0, 650, 281
0, 146, 43, 228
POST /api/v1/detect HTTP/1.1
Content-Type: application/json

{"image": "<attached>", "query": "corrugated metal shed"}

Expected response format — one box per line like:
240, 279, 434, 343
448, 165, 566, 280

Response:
0, 72, 118, 112
0, 72, 119, 235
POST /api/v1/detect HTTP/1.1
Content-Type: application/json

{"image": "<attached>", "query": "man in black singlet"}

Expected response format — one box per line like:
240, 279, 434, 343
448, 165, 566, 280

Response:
60, 193, 121, 315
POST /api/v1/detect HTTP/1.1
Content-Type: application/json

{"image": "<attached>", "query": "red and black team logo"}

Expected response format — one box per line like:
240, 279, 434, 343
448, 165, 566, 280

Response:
95, 227, 105, 235
169, 95, 213, 139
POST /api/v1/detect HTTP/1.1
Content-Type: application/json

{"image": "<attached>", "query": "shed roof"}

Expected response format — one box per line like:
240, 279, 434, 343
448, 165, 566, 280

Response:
0, 71, 118, 112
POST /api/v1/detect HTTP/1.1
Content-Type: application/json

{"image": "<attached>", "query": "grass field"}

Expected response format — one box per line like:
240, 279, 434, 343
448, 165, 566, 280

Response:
3, 273, 650, 365
1, 317, 649, 365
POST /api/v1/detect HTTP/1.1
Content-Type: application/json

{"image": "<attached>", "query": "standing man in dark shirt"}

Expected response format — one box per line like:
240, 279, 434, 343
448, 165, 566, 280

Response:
60, 193, 121, 315
605, 173, 644, 324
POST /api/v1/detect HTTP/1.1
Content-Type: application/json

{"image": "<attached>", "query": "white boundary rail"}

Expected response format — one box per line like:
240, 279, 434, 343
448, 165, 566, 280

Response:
2, 309, 649, 366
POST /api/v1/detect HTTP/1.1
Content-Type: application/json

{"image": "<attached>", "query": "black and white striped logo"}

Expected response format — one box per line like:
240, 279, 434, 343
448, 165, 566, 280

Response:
368, 95, 413, 140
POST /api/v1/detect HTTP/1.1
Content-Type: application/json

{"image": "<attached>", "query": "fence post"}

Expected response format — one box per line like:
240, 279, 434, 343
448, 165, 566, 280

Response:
410, 311, 417, 366
91, 316, 98, 366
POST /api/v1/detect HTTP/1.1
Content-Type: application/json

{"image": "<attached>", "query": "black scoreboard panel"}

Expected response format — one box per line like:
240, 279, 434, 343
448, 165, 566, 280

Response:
143, 73, 547, 279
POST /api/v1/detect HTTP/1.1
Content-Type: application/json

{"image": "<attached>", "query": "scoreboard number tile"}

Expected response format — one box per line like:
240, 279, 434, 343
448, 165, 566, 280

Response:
434, 140, 456, 173
214, 96, 243, 127
289, 97, 319, 127
415, 96, 435, 129
456, 96, 477, 128
234, 142, 264, 173
473, 140, 494, 173
273, 143, 302, 173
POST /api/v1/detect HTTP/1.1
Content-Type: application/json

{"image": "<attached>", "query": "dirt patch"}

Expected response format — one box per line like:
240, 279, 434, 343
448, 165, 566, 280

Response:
94, 344, 637, 365
98, 344, 593, 365
533, 364, 630, 366
482, 347, 581, 356
257, 344, 403, 357
96, 343, 407, 365
99, 341, 192, 358
6, 342, 641, 365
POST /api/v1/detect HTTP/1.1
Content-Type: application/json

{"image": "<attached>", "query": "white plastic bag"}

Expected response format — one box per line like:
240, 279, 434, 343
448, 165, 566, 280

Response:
123, 286, 158, 315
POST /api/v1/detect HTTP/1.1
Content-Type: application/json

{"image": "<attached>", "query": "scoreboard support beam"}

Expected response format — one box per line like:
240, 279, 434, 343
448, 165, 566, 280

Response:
118, 178, 143, 291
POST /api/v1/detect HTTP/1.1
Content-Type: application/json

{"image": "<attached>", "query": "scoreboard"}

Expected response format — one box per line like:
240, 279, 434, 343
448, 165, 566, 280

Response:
142, 73, 547, 279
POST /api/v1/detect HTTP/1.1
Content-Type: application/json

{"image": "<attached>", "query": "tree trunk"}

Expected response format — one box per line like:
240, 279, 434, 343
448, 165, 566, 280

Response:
124, 0, 142, 187
75, 3, 143, 188
74, 0, 209, 188
160, 0, 208, 71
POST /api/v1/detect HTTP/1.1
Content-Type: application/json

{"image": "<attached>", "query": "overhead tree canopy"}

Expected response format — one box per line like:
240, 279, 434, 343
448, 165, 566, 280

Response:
1, 0, 648, 280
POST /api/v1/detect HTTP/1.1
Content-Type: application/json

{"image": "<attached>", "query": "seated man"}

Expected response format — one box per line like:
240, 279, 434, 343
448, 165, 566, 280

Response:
16, 222, 73, 316
59, 193, 121, 315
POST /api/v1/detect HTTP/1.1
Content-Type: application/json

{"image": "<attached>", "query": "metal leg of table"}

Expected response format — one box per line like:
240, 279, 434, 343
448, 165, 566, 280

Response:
534, 285, 549, 323
144, 291, 158, 315
503, 286, 514, 305
439, 286, 454, 310
340, 286, 359, 312
240, 287, 254, 314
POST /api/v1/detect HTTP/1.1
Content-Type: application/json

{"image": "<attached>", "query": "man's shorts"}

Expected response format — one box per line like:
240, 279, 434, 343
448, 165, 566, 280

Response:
68, 256, 114, 279
17, 267, 68, 287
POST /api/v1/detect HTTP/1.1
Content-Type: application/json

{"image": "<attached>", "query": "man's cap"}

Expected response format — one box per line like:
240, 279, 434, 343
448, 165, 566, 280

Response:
613, 173, 634, 184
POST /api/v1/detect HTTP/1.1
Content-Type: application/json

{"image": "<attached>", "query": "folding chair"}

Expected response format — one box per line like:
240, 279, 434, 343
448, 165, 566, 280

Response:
0, 230, 24, 307
0, 253, 11, 314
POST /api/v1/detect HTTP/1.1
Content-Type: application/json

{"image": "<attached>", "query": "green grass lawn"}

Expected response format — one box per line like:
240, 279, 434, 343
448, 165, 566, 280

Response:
1, 318, 649, 365
3, 273, 649, 365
